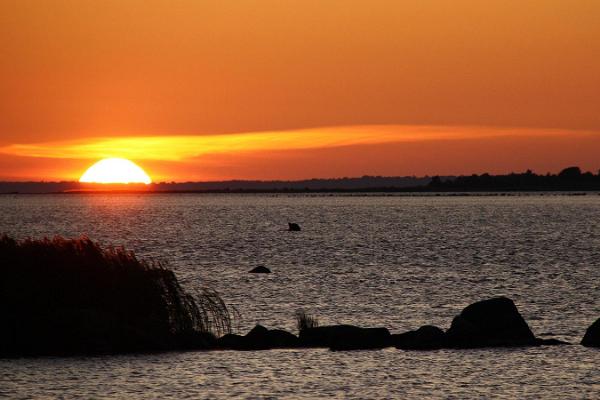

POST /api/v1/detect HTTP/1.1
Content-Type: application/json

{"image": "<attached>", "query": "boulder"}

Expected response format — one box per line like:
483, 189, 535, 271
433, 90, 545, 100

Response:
288, 223, 301, 231
216, 334, 247, 350
216, 325, 299, 350
393, 325, 446, 350
265, 329, 300, 348
445, 297, 537, 348
299, 325, 391, 350
237, 324, 272, 350
249, 266, 271, 273
581, 318, 600, 347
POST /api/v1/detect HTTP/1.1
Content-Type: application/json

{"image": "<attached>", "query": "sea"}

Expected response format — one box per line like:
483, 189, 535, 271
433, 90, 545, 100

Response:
0, 193, 598, 399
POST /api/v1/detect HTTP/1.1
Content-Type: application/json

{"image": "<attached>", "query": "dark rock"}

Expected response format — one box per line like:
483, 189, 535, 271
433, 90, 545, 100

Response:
216, 325, 299, 350
216, 334, 248, 350
245, 325, 299, 349
393, 325, 446, 350
445, 297, 537, 348
581, 318, 600, 347
242, 324, 271, 350
299, 325, 391, 350
265, 329, 300, 348
288, 223, 301, 231
246, 324, 269, 338
535, 338, 571, 346
249, 266, 271, 273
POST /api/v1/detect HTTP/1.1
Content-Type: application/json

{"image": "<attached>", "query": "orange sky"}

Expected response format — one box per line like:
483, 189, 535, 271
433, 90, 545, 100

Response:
1, 1, 599, 181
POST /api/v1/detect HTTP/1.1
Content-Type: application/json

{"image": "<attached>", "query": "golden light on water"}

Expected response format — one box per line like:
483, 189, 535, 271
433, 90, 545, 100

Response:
79, 158, 152, 184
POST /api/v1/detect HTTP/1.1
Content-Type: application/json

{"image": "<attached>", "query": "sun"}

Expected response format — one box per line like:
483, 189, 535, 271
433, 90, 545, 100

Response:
79, 158, 152, 184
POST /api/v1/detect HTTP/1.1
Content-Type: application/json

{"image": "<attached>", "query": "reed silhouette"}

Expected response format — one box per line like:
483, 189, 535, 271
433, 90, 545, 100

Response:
0, 235, 233, 357
296, 310, 319, 333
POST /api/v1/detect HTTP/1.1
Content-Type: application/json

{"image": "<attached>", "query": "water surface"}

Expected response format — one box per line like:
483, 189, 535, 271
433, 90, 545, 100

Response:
1, 193, 599, 398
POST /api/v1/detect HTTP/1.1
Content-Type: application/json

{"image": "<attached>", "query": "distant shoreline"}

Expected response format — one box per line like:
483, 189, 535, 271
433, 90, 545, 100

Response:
1, 190, 599, 196
2, 166, 600, 194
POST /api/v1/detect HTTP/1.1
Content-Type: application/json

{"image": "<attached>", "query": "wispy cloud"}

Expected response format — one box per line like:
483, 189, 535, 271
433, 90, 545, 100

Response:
0, 125, 581, 161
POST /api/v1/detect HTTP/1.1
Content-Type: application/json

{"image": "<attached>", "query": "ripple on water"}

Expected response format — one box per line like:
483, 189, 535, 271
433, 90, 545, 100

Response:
1, 194, 599, 398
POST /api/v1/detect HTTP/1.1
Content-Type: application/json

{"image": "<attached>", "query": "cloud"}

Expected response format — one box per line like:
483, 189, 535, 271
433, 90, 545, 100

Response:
0, 125, 582, 162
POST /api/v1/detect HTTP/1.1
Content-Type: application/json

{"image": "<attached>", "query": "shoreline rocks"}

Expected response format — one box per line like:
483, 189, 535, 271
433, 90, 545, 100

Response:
213, 297, 575, 353
5, 293, 584, 357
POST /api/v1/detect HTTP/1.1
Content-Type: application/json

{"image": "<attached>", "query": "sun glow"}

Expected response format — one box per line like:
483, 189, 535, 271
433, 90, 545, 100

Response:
79, 158, 152, 184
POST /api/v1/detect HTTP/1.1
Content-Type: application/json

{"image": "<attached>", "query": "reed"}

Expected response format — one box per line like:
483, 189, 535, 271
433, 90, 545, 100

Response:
295, 310, 319, 333
0, 235, 233, 356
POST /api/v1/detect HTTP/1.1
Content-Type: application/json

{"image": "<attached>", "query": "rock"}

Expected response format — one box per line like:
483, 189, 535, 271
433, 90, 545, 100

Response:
249, 266, 271, 273
264, 329, 300, 348
245, 325, 299, 349
581, 318, 600, 347
393, 325, 446, 350
216, 334, 247, 350
299, 325, 391, 350
267, 329, 300, 349
445, 297, 537, 348
288, 223, 301, 231
216, 325, 299, 350
246, 324, 269, 339
240, 324, 271, 350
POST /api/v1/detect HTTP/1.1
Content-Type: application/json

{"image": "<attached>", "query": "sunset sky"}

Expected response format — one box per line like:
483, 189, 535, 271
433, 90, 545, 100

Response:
1, 0, 599, 181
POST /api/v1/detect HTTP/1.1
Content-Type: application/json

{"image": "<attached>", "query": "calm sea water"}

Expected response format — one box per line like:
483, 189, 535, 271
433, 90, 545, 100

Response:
1, 193, 599, 399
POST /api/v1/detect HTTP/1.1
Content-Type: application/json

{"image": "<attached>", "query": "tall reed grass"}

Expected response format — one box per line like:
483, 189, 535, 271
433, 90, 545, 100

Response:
296, 310, 319, 333
0, 235, 233, 356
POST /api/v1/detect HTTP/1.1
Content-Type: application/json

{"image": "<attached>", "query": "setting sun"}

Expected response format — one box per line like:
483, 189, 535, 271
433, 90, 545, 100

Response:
79, 158, 152, 184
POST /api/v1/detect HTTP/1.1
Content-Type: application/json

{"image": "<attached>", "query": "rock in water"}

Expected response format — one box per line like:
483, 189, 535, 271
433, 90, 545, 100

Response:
266, 329, 300, 348
445, 297, 537, 348
215, 333, 247, 350
393, 325, 446, 350
216, 325, 299, 350
245, 325, 299, 349
288, 223, 301, 231
581, 318, 600, 347
249, 266, 271, 273
300, 325, 391, 350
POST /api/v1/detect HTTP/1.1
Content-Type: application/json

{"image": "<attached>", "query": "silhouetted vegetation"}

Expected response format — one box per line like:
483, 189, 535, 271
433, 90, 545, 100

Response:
295, 310, 319, 333
0, 176, 429, 194
428, 166, 600, 192
0, 235, 233, 357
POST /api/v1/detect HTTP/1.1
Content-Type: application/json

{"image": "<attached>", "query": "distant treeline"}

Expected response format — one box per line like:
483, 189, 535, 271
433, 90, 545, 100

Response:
427, 167, 600, 192
153, 176, 431, 191
0, 176, 431, 194
1, 167, 599, 193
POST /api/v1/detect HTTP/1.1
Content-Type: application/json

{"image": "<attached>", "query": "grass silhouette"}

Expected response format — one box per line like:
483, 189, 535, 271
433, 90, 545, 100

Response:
0, 235, 233, 356
296, 310, 319, 333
